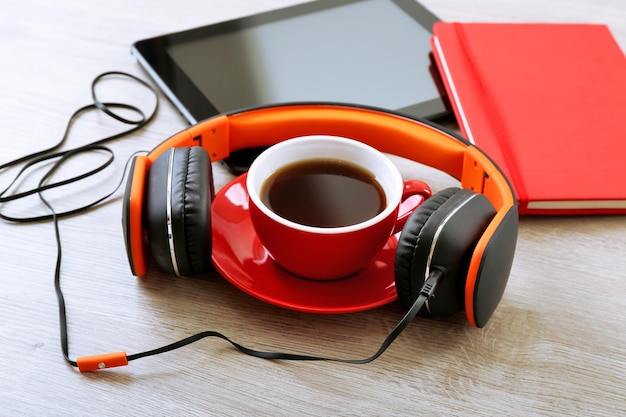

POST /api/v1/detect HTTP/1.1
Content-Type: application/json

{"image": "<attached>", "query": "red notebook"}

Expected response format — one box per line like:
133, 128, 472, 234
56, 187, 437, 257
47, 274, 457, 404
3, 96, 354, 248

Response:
430, 22, 626, 215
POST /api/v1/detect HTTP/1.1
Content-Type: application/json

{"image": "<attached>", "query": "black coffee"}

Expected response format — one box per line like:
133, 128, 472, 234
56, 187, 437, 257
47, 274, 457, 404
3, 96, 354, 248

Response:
260, 158, 386, 228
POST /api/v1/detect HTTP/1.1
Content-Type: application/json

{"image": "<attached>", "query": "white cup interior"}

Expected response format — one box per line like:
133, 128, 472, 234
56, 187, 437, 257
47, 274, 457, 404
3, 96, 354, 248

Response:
246, 135, 403, 233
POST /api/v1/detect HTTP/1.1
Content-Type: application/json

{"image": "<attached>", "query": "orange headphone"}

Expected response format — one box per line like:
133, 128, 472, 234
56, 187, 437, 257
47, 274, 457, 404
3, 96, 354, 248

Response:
122, 103, 518, 330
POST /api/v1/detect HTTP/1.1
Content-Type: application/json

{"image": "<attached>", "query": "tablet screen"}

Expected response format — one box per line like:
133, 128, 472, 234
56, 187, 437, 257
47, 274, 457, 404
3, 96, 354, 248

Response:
133, 0, 447, 124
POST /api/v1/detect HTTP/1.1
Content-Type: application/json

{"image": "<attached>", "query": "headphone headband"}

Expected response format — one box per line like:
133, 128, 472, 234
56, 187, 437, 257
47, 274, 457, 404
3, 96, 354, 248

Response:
125, 103, 518, 327
150, 104, 514, 208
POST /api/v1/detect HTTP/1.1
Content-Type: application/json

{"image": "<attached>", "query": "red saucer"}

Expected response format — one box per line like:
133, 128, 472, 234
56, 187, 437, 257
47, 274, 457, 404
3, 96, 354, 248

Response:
211, 174, 399, 314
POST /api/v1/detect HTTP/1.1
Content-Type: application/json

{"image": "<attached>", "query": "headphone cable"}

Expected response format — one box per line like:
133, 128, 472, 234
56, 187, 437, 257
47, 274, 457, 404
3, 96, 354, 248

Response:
0, 71, 158, 222
0, 71, 157, 368
75, 270, 444, 371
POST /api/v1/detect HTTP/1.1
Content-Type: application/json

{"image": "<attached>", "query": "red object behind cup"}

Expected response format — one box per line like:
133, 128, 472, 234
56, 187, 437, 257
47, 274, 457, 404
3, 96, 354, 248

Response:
247, 136, 431, 280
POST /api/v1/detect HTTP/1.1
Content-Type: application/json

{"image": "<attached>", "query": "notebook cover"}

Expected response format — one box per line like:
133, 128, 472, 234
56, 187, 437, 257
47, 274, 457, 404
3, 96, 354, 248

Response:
431, 22, 626, 215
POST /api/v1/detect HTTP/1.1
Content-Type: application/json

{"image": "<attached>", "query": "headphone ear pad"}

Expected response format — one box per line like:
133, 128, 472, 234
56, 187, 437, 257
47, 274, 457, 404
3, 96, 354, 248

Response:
394, 187, 496, 318
146, 147, 214, 276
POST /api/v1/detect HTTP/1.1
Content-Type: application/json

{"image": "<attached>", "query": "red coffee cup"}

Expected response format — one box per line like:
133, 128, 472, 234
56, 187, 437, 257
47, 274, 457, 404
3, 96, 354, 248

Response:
247, 135, 431, 280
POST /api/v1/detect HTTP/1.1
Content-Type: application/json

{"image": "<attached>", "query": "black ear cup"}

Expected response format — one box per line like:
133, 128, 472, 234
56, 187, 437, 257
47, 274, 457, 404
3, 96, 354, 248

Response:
394, 187, 496, 318
146, 147, 214, 276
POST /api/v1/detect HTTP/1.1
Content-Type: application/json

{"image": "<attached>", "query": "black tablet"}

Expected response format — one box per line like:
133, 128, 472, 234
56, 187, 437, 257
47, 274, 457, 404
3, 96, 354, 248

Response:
131, 0, 448, 125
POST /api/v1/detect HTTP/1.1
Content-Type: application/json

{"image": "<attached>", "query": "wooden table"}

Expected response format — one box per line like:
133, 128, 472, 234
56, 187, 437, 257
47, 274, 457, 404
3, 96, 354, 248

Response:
1, 0, 624, 415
